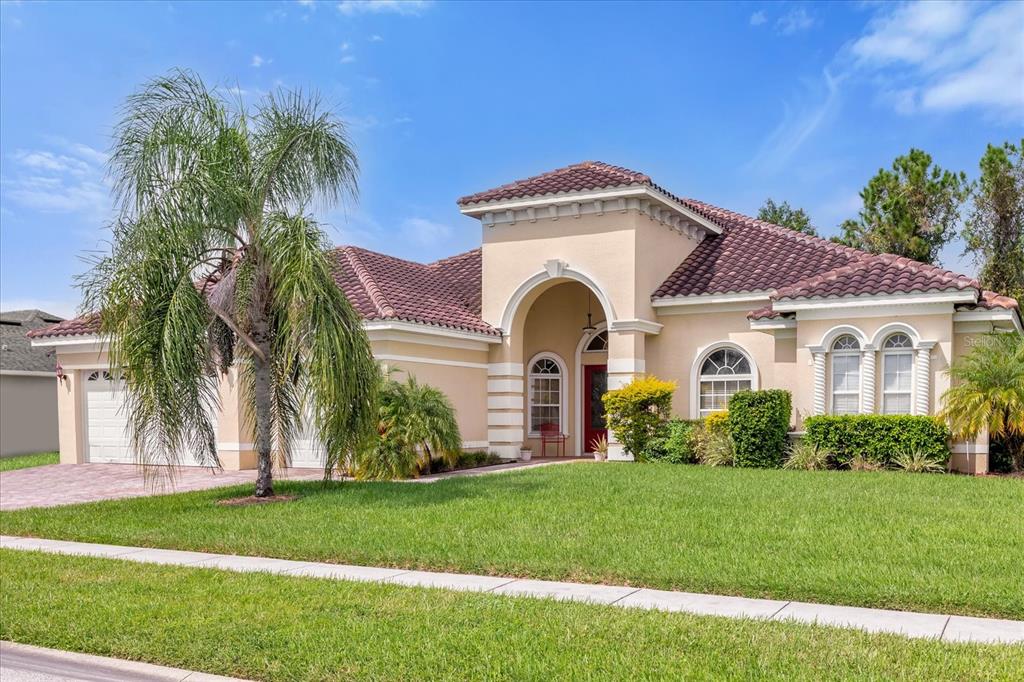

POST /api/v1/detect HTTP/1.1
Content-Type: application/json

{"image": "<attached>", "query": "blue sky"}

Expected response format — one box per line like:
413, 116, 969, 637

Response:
1, 0, 1022, 318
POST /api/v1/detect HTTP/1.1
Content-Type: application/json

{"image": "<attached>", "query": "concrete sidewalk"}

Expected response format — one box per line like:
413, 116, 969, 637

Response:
4, 535, 1022, 645
0, 641, 246, 681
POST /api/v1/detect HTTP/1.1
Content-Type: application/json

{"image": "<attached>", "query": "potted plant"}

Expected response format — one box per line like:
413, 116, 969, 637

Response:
591, 435, 609, 462
519, 446, 533, 462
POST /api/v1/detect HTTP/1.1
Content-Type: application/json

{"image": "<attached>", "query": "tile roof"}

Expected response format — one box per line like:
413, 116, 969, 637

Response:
329, 246, 497, 336
26, 313, 99, 340
23, 161, 1021, 339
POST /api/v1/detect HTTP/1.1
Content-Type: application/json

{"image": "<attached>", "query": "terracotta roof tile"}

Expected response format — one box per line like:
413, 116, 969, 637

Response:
26, 313, 99, 339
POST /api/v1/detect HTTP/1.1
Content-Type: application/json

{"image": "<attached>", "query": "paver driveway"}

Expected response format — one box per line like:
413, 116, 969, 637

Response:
0, 463, 323, 511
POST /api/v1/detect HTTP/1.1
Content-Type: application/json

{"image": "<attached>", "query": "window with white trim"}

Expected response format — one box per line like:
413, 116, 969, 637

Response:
882, 333, 914, 414
528, 356, 563, 434
698, 347, 752, 417
584, 330, 608, 352
830, 334, 861, 415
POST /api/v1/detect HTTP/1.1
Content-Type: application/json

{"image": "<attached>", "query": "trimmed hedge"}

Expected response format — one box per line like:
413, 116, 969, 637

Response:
803, 415, 950, 467
728, 390, 792, 468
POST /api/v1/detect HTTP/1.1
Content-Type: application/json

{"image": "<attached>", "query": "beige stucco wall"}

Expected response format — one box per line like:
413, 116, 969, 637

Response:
0, 374, 60, 457
373, 338, 490, 447
646, 307, 781, 420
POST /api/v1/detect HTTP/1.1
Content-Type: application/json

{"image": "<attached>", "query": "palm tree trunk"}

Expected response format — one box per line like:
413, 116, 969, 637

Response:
252, 324, 275, 497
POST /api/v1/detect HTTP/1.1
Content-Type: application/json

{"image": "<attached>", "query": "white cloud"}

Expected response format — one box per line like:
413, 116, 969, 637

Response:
776, 8, 815, 35
369, 34, 384, 42
296, 0, 315, 6
850, 1, 1023, 119
749, 11, 766, 27
399, 217, 451, 246
251, 54, 270, 67
340, 54, 356, 64
336, 1, 432, 16
340, 41, 351, 51
746, 69, 842, 173
2, 140, 111, 221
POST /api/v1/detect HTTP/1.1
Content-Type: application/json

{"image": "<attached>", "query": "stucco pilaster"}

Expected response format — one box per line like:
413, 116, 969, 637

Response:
216, 367, 257, 470
809, 346, 826, 416
915, 341, 935, 416
860, 344, 876, 414
605, 330, 647, 461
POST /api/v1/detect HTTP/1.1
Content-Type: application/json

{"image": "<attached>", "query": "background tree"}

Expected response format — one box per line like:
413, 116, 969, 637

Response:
940, 333, 1024, 473
835, 149, 967, 264
83, 70, 378, 497
757, 199, 817, 236
962, 140, 1024, 300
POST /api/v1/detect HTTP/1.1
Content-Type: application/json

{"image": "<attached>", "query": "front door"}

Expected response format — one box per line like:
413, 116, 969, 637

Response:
583, 364, 608, 453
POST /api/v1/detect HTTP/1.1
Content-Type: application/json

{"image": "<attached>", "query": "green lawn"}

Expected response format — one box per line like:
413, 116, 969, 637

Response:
0, 451, 58, 472
1, 463, 1021, 619
2, 550, 1020, 681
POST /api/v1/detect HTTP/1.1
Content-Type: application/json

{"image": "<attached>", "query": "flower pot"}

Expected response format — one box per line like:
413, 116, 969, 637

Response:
519, 448, 533, 462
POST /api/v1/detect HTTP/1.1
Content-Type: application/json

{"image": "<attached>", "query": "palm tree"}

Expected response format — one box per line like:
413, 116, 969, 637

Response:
940, 332, 1024, 472
82, 70, 378, 497
358, 374, 461, 479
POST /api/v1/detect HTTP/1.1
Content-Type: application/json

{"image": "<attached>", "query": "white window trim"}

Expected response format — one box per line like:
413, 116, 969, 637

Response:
880, 333, 915, 415
689, 341, 759, 419
830, 337, 862, 416
527, 351, 568, 437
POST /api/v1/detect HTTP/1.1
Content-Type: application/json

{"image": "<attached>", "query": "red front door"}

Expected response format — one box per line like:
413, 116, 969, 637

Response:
583, 364, 608, 453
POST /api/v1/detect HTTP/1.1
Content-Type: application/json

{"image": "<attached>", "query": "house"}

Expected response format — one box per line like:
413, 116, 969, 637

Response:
28, 162, 1020, 473
1, 309, 63, 457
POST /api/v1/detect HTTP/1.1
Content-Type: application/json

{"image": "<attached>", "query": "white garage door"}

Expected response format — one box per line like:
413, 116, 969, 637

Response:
289, 405, 328, 469
84, 370, 214, 466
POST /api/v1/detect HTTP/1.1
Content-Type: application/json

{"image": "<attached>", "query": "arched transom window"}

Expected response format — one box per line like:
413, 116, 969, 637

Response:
584, 330, 608, 353
882, 333, 914, 414
698, 347, 752, 417
528, 356, 564, 434
831, 334, 861, 415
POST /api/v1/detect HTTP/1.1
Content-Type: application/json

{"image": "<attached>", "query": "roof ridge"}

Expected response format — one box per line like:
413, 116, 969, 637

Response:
456, 160, 652, 206
335, 246, 396, 318
428, 247, 481, 269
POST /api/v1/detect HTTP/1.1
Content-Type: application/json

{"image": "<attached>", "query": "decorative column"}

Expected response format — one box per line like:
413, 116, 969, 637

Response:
606, 328, 647, 461
915, 341, 935, 415
861, 344, 876, 414
486, 351, 525, 460
809, 345, 826, 416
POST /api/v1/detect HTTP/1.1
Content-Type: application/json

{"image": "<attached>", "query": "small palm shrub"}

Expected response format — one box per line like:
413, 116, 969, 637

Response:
696, 427, 734, 467
848, 453, 884, 472
590, 435, 609, 461
892, 448, 947, 473
783, 439, 831, 470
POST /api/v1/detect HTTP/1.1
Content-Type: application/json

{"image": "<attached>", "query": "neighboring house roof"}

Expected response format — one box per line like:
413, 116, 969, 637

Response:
26, 161, 1020, 340
1, 309, 63, 372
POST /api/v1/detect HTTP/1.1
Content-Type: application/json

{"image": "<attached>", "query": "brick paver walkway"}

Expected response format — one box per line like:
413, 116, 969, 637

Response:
0, 464, 323, 511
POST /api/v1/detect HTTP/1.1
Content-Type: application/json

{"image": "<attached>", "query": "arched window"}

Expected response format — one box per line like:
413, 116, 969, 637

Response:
584, 330, 608, 352
528, 355, 564, 435
882, 333, 914, 414
831, 334, 861, 415
698, 347, 752, 417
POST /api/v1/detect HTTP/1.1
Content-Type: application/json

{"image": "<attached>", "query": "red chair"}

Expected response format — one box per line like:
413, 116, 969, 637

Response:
539, 422, 567, 458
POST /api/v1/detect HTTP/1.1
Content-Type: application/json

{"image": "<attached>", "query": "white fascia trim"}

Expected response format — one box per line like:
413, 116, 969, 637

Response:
608, 318, 663, 334
365, 329, 491, 352
0, 370, 56, 378
774, 291, 977, 312
462, 441, 489, 450
375, 354, 488, 370
749, 318, 796, 330
361, 320, 501, 345
29, 335, 105, 352
954, 309, 1023, 334
652, 291, 772, 308
460, 186, 723, 235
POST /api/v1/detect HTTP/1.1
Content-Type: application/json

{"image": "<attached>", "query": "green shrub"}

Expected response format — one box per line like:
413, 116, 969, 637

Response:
602, 376, 676, 461
783, 439, 831, 471
647, 419, 701, 464
892, 448, 947, 473
728, 390, 792, 468
804, 415, 950, 468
